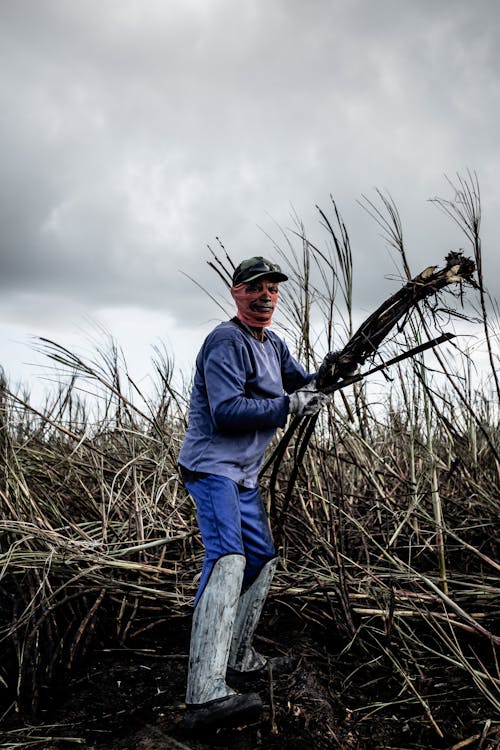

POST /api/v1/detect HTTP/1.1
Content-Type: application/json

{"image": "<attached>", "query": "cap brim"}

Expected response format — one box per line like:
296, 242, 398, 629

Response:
242, 271, 289, 284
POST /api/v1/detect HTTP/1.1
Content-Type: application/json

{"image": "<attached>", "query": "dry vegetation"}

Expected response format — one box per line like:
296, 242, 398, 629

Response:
1, 174, 499, 749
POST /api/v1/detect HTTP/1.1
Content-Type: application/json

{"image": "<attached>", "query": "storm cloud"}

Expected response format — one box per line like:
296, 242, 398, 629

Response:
1, 0, 499, 386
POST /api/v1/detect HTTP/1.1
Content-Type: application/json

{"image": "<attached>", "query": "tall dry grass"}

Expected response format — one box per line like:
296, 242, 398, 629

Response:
0, 173, 498, 744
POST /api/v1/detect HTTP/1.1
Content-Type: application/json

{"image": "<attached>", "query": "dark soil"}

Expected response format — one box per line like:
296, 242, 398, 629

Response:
2, 609, 499, 750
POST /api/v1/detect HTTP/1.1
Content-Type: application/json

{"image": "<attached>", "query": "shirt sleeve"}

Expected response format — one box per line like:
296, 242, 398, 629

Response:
274, 336, 316, 393
202, 337, 290, 433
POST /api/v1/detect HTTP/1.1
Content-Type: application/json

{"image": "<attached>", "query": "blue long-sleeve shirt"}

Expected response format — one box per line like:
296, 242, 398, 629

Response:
178, 320, 313, 488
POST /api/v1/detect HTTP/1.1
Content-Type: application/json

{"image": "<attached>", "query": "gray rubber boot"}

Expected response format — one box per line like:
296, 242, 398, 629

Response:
184, 554, 262, 730
228, 558, 278, 672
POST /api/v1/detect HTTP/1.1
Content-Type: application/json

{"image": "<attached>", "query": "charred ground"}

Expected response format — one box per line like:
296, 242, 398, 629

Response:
2, 602, 498, 750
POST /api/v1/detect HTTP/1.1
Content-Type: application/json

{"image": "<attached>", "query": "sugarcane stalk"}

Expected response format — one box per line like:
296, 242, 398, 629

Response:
321, 252, 476, 387
266, 253, 476, 522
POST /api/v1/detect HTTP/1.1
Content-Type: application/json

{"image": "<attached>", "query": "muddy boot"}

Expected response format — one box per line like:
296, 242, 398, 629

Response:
183, 554, 263, 730
228, 558, 292, 675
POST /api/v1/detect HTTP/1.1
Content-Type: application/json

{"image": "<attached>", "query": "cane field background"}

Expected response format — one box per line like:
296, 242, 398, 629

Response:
1, 174, 499, 749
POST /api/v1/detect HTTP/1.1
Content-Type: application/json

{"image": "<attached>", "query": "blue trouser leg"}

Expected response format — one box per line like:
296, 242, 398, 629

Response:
184, 474, 276, 607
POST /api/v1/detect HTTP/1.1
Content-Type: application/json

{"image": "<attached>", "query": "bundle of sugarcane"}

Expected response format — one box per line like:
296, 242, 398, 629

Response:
265, 251, 477, 529
316, 250, 476, 391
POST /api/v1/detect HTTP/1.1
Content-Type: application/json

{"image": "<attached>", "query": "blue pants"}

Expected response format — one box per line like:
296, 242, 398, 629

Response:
184, 474, 276, 607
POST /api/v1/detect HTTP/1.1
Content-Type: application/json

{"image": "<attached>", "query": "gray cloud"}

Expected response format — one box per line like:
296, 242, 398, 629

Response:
1, 0, 499, 352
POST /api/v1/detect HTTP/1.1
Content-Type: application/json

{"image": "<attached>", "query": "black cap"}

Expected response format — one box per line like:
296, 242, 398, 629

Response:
232, 256, 288, 286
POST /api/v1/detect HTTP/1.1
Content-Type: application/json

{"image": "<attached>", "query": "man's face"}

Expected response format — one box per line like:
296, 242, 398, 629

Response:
243, 278, 280, 317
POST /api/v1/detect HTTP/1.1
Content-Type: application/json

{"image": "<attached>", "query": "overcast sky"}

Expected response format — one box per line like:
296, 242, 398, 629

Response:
1, 0, 499, 399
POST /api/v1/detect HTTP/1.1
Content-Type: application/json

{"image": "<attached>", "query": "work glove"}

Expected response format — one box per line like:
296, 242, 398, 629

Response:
288, 380, 330, 417
316, 350, 360, 390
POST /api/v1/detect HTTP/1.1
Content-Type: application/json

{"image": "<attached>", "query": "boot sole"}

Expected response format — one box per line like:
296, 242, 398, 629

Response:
183, 692, 262, 731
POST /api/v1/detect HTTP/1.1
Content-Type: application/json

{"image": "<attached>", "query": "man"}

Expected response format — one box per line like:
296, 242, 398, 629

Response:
178, 256, 329, 730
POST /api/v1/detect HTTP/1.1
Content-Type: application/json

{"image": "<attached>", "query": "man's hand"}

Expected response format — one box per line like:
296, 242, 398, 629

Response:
316, 351, 360, 390
288, 380, 330, 417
